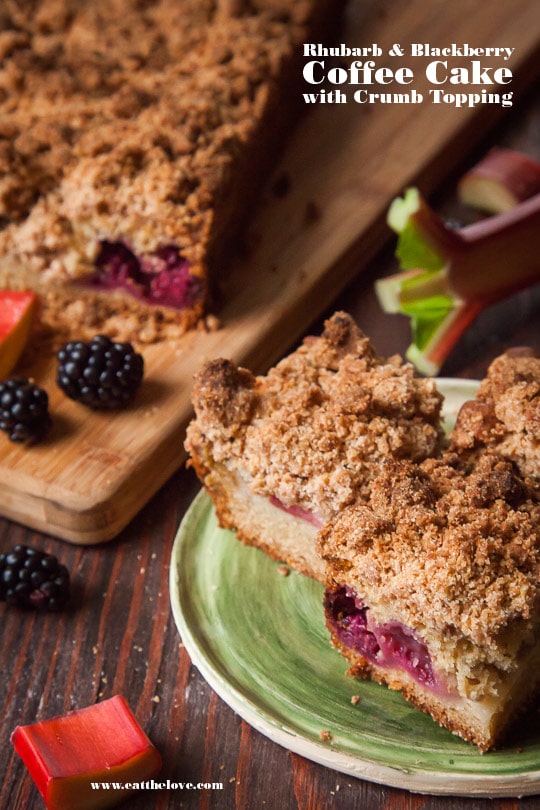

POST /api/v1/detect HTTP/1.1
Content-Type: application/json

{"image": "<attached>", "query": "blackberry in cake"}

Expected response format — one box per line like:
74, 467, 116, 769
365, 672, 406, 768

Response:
0, 0, 341, 343
320, 453, 540, 751
450, 349, 540, 490
186, 312, 444, 580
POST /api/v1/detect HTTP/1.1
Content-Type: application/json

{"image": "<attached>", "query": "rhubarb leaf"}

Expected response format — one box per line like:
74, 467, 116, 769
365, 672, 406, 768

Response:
395, 223, 445, 272
408, 306, 451, 353
388, 188, 446, 272
400, 294, 455, 320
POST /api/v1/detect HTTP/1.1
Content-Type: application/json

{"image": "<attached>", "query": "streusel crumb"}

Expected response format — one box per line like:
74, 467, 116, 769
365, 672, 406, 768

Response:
450, 350, 540, 487
0, 0, 337, 340
319, 452, 540, 666
187, 312, 444, 519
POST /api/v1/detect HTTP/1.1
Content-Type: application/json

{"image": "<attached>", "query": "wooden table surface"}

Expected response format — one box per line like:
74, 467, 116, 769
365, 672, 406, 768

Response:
2, 89, 540, 810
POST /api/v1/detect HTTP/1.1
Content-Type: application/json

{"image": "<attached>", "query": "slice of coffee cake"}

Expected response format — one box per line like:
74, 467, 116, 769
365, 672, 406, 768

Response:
186, 312, 444, 580
0, 0, 340, 342
320, 453, 540, 750
450, 349, 540, 489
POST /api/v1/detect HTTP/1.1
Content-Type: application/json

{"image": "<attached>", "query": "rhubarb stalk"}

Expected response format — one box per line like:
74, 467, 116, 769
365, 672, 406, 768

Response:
376, 188, 540, 375
458, 148, 540, 214
11, 696, 162, 810
0, 290, 39, 379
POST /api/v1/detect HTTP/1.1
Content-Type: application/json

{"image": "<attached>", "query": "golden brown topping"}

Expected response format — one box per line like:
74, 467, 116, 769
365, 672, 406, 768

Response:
321, 311, 375, 354
186, 312, 444, 517
450, 351, 540, 485
319, 452, 540, 653
465, 455, 528, 509
0, 0, 316, 272
191, 358, 256, 431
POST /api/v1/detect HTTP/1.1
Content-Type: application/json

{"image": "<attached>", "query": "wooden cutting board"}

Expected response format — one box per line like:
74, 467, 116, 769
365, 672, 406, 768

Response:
2, 0, 539, 544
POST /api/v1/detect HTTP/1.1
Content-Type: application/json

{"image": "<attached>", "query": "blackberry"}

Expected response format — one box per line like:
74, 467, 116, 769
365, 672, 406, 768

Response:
56, 334, 144, 409
0, 378, 51, 444
0, 545, 70, 611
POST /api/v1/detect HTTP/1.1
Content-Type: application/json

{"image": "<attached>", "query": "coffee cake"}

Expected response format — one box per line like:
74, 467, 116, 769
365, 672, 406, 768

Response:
0, 0, 340, 342
450, 349, 540, 489
186, 312, 444, 580
321, 452, 540, 750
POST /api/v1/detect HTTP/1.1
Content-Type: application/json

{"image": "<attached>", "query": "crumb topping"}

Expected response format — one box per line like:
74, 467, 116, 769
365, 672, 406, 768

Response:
450, 350, 540, 486
187, 312, 444, 517
0, 0, 314, 279
319, 452, 540, 660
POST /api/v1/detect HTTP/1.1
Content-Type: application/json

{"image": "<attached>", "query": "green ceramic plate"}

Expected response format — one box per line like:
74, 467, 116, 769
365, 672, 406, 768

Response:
170, 379, 540, 797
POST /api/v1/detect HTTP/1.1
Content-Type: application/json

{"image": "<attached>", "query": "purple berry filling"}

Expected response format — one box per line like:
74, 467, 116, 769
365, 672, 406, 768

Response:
88, 241, 203, 310
325, 585, 437, 690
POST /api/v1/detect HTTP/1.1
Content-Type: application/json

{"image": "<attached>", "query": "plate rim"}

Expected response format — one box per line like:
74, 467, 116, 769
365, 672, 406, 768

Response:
169, 378, 540, 797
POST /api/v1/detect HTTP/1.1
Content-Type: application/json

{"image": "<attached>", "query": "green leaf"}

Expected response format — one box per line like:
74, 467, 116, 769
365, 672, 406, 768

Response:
410, 308, 452, 351
400, 293, 454, 318
396, 223, 445, 272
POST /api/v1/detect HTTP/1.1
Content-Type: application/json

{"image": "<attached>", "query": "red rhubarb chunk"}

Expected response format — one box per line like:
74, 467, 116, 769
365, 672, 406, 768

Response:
0, 290, 39, 379
11, 695, 162, 810
269, 496, 324, 528
458, 148, 540, 213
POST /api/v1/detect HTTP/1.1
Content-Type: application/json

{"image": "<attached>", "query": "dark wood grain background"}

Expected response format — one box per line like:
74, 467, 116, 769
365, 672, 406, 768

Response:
1, 83, 540, 810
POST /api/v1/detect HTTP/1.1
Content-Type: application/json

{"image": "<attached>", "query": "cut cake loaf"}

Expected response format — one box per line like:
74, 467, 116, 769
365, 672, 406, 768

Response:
186, 312, 444, 580
320, 452, 540, 751
0, 0, 340, 343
